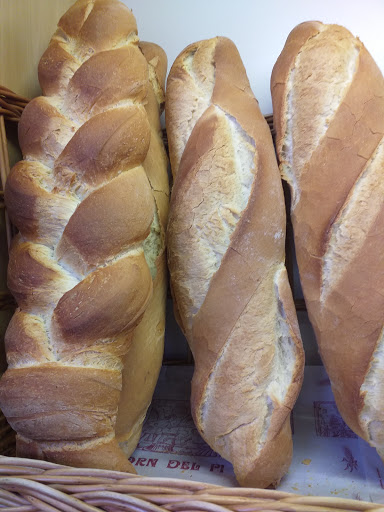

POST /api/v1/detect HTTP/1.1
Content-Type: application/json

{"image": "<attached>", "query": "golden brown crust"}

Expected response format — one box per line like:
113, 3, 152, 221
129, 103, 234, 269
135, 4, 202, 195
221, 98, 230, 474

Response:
38, 41, 78, 97
0, 0, 168, 472
58, 0, 137, 54
57, 170, 155, 271
54, 106, 151, 189
165, 39, 215, 178
16, 435, 136, 473
18, 97, 76, 165
139, 41, 167, 97
271, 22, 384, 452
5, 312, 54, 368
7, 238, 77, 312
65, 47, 148, 121
115, 42, 169, 457
51, 253, 152, 352
5, 161, 78, 245
166, 37, 304, 488
270, 21, 323, 161
116, 251, 167, 454
1, 366, 121, 440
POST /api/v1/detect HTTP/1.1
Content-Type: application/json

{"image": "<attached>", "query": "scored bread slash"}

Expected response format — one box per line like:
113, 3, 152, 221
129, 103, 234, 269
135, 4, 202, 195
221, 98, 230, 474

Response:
166, 36, 304, 488
0, 0, 169, 471
271, 21, 384, 462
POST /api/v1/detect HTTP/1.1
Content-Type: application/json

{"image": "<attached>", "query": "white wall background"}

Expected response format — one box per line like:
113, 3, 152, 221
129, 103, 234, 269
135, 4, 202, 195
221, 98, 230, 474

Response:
123, 0, 384, 115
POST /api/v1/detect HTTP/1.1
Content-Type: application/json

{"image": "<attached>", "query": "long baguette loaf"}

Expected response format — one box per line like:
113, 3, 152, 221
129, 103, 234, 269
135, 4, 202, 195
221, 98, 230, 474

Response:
0, 0, 168, 471
271, 22, 384, 459
166, 37, 304, 488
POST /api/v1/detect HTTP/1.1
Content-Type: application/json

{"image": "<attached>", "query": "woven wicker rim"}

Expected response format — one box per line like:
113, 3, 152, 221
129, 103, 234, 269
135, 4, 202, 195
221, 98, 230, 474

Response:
0, 86, 27, 247
0, 86, 29, 123
0, 86, 22, 319
0, 456, 383, 512
0, 88, 18, 460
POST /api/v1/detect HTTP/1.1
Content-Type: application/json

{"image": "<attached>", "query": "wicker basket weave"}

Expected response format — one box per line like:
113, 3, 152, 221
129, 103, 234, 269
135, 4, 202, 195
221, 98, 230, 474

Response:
0, 88, 383, 512
0, 85, 22, 459
0, 456, 384, 512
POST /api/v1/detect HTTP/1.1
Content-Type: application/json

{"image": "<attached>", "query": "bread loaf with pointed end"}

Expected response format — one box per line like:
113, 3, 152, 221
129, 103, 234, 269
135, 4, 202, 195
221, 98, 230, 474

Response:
166, 37, 304, 488
271, 21, 384, 460
0, 0, 169, 471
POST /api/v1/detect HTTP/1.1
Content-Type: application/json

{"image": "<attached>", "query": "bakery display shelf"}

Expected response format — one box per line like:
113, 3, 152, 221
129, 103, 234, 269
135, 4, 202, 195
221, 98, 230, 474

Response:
0, 87, 383, 511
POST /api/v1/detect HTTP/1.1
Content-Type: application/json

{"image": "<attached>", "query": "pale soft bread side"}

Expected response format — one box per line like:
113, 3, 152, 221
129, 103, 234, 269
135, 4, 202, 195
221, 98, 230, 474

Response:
166, 37, 304, 488
0, 0, 168, 471
271, 21, 384, 456
115, 41, 169, 456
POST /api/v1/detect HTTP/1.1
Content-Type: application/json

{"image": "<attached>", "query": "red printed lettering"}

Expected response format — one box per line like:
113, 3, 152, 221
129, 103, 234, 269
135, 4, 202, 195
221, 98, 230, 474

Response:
167, 460, 180, 469
210, 464, 224, 473
135, 458, 148, 467
191, 463, 200, 471
181, 461, 190, 470
146, 459, 158, 468
129, 457, 135, 464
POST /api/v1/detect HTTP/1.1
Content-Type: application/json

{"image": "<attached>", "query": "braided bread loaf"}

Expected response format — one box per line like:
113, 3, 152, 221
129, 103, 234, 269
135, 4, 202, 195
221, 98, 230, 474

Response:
0, 0, 169, 471
166, 37, 304, 488
271, 22, 384, 460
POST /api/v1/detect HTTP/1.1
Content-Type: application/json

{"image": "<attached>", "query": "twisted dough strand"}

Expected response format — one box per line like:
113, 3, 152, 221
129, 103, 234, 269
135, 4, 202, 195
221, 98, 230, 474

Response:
0, 0, 168, 471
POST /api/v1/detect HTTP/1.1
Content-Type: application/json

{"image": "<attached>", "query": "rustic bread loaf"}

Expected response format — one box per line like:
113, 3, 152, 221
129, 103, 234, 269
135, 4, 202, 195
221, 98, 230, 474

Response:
271, 22, 384, 459
116, 40, 169, 457
166, 37, 304, 488
0, 0, 169, 471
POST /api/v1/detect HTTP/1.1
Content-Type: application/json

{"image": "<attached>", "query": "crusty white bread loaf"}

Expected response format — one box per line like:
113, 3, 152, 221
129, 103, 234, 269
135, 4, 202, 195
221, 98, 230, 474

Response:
271, 22, 384, 460
166, 37, 304, 488
0, 0, 168, 471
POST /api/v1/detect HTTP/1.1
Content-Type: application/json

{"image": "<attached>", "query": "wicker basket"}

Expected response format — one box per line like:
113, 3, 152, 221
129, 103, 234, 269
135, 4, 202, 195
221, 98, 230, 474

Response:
1, 456, 384, 512
0, 88, 383, 512
0, 86, 25, 459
